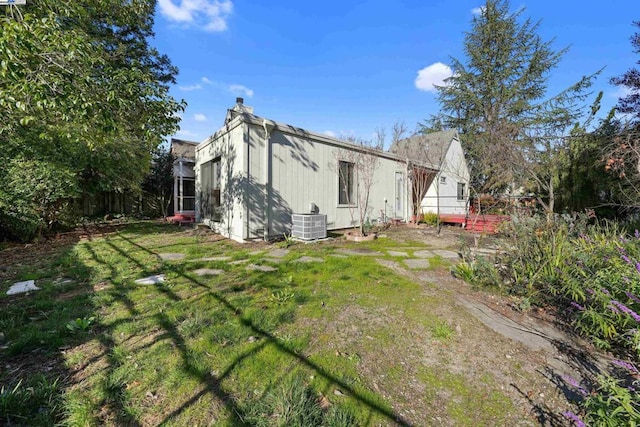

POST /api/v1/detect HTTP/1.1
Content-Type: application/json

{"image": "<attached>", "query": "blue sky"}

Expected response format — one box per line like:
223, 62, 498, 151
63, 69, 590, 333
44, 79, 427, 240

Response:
154, 0, 639, 147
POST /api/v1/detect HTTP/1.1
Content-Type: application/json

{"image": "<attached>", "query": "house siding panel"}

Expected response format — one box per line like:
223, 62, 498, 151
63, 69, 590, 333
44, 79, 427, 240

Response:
196, 121, 247, 241
268, 127, 405, 236
421, 138, 470, 215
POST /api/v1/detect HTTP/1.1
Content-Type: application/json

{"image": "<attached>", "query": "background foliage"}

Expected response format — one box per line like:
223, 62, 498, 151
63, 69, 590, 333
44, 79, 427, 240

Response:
0, 0, 184, 240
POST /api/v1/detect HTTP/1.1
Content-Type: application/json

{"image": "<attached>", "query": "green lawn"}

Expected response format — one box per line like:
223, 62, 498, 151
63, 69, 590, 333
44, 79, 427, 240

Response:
0, 221, 518, 426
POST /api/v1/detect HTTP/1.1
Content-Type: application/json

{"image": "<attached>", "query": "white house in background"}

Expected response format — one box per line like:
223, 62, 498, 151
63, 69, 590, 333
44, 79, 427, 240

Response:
389, 130, 470, 215
170, 138, 198, 220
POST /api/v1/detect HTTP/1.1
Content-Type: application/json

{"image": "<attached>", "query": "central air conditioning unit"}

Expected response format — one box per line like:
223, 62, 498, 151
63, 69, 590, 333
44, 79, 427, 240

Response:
291, 214, 327, 240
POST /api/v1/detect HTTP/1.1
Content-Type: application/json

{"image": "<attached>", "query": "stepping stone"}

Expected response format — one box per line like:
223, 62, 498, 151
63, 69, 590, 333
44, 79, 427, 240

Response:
329, 254, 348, 258
404, 259, 430, 270
416, 272, 440, 283
249, 250, 265, 256
471, 248, 501, 256
134, 274, 165, 285
229, 259, 249, 265
159, 253, 185, 261
295, 256, 324, 263
263, 258, 285, 264
267, 248, 290, 258
387, 250, 409, 257
193, 268, 224, 276
246, 264, 277, 272
413, 250, 433, 258
198, 256, 231, 262
7, 280, 40, 295
432, 250, 460, 260
336, 248, 382, 256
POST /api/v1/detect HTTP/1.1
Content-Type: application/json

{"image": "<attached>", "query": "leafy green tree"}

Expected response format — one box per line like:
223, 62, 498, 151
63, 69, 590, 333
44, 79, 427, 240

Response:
0, 0, 184, 240
433, 0, 597, 213
142, 146, 174, 218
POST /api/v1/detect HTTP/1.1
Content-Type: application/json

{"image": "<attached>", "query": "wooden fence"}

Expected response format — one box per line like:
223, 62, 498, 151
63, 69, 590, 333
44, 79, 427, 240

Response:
79, 191, 173, 218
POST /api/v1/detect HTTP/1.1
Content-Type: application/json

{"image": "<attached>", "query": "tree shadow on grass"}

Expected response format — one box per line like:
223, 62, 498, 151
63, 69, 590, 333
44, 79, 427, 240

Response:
113, 232, 413, 426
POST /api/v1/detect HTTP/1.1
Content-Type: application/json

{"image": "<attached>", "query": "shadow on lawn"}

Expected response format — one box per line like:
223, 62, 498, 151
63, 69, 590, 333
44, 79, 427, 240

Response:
111, 232, 413, 426
0, 222, 185, 425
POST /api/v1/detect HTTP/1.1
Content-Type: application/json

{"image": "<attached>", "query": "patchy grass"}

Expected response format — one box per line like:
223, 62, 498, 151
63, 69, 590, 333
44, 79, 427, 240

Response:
1, 221, 521, 425
418, 368, 514, 426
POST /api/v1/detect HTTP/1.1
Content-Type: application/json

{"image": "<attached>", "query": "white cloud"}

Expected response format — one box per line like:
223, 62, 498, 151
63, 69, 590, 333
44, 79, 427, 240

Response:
176, 129, 199, 138
415, 62, 453, 93
194, 113, 207, 122
188, 77, 254, 98
612, 85, 633, 99
324, 130, 337, 138
178, 83, 202, 91
229, 84, 254, 98
471, 6, 485, 15
158, 0, 233, 32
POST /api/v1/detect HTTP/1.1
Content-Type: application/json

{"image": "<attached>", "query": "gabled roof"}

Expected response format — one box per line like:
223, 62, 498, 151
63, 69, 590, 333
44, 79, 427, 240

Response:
389, 130, 458, 168
170, 138, 199, 160
202, 109, 438, 171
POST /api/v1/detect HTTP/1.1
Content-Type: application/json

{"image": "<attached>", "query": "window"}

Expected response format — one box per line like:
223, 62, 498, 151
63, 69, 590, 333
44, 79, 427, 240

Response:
201, 157, 222, 221
457, 182, 466, 201
338, 161, 355, 205
440, 175, 447, 185
181, 178, 195, 211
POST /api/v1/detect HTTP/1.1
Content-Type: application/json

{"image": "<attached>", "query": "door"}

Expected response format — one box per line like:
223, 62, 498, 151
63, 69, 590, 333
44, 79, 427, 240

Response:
395, 171, 404, 218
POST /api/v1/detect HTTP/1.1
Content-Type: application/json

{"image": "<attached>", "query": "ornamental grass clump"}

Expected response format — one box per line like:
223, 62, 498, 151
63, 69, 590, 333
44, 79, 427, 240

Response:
493, 214, 574, 301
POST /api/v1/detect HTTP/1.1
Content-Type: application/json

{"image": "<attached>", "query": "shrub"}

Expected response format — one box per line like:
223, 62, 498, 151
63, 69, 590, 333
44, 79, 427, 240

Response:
422, 212, 438, 225
583, 371, 640, 426
0, 159, 80, 241
461, 213, 640, 424
452, 258, 500, 289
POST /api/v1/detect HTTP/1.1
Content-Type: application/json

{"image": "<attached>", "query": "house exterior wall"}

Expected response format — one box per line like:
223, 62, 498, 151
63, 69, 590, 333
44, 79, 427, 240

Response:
196, 116, 410, 242
196, 119, 247, 241
421, 137, 470, 215
264, 126, 407, 237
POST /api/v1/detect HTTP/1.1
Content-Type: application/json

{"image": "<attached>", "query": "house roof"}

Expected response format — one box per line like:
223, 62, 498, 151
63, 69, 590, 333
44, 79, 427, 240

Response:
200, 108, 439, 172
170, 138, 199, 160
389, 130, 458, 168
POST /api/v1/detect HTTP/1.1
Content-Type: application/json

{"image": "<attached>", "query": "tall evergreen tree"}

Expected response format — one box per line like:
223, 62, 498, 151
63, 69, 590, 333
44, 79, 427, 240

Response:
603, 21, 640, 211
433, 0, 597, 212
611, 21, 640, 120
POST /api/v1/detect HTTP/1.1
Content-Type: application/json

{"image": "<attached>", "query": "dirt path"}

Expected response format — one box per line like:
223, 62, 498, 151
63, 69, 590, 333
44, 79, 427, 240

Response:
371, 226, 611, 425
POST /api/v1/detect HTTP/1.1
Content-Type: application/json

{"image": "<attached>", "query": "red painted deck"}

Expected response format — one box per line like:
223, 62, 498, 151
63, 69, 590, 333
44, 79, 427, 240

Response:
439, 214, 510, 234
167, 213, 196, 226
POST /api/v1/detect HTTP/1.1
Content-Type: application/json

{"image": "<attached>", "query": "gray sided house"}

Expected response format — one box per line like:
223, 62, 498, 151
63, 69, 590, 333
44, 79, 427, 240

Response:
195, 99, 439, 242
170, 138, 198, 219
390, 130, 470, 215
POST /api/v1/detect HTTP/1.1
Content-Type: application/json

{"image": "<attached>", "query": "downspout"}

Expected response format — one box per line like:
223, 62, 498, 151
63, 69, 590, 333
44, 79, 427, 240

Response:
173, 161, 178, 217
244, 123, 250, 241
178, 160, 184, 214
262, 119, 275, 241
406, 161, 411, 222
